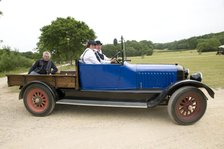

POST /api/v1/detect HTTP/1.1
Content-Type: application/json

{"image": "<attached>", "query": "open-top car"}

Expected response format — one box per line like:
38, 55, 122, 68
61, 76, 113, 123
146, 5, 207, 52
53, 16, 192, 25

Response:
7, 55, 214, 125
7, 36, 215, 125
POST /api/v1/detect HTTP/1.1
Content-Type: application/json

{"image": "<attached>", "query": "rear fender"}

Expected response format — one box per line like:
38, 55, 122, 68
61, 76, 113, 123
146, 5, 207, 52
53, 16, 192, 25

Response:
19, 81, 57, 100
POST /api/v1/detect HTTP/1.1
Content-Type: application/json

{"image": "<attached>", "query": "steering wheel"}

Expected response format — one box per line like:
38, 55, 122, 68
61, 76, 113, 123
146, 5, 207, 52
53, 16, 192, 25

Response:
111, 51, 121, 64
111, 51, 121, 59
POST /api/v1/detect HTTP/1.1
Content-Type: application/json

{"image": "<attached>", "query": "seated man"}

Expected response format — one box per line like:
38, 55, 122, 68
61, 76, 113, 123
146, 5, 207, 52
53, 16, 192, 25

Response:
95, 40, 111, 61
28, 51, 58, 75
80, 40, 116, 64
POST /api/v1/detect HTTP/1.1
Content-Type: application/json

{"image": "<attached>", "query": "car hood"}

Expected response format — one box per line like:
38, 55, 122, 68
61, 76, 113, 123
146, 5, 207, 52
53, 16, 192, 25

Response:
124, 62, 181, 72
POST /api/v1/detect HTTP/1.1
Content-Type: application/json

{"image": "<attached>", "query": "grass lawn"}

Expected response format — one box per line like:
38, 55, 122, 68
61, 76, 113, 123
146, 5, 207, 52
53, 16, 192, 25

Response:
130, 50, 224, 89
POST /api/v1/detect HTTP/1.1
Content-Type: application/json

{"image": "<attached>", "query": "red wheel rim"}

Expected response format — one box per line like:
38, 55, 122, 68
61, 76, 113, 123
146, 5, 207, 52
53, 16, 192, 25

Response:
175, 92, 202, 121
26, 88, 49, 113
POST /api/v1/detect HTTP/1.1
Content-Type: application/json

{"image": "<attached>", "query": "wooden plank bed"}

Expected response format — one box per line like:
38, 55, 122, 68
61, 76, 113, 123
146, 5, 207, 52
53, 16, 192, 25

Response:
7, 72, 76, 89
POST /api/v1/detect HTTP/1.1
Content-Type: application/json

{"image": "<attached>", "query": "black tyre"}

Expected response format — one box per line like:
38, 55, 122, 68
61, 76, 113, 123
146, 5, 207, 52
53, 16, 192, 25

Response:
168, 86, 207, 125
23, 83, 55, 116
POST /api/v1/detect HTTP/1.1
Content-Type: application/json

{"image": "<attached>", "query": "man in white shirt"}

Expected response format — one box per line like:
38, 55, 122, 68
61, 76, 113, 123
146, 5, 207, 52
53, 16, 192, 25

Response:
95, 40, 111, 61
80, 40, 116, 64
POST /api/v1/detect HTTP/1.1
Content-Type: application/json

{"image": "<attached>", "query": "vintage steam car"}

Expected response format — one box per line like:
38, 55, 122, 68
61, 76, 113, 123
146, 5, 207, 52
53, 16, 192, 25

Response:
7, 55, 214, 125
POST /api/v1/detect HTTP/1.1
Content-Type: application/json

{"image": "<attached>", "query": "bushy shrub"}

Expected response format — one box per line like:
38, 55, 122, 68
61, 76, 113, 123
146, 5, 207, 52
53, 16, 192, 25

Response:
0, 49, 33, 72
196, 38, 221, 53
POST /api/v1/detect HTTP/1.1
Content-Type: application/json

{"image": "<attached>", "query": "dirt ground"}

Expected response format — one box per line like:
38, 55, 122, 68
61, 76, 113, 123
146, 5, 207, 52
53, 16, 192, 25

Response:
0, 77, 223, 149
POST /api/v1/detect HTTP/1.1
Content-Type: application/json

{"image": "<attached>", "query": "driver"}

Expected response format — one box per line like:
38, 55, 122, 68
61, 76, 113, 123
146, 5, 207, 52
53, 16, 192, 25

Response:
80, 40, 116, 64
95, 40, 111, 61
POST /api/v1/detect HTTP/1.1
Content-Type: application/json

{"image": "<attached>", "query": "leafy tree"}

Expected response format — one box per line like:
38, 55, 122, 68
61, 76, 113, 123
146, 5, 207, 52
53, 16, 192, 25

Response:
216, 34, 224, 45
154, 43, 166, 49
37, 17, 95, 64
188, 37, 198, 49
139, 40, 153, 56
125, 47, 136, 56
102, 44, 119, 57
219, 37, 224, 45
21, 51, 40, 60
197, 38, 221, 53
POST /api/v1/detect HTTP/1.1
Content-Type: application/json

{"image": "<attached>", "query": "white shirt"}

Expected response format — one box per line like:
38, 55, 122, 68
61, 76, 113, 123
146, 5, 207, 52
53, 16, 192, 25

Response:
99, 50, 110, 61
80, 48, 111, 64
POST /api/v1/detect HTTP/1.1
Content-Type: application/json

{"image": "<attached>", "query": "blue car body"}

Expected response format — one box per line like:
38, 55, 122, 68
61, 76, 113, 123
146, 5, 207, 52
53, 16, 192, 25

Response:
79, 62, 180, 90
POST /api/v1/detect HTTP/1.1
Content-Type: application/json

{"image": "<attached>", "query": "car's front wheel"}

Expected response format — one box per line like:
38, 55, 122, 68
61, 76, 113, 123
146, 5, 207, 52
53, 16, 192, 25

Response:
168, 86, 207, 125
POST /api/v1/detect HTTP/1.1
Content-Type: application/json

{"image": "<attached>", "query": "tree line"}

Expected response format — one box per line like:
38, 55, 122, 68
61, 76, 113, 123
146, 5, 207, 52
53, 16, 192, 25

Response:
154, 32, 224, 53
102, 40, 154, 58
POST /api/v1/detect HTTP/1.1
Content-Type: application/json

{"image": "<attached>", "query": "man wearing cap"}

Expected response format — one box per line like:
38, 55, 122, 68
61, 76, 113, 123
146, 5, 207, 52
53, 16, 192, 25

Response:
95, 40, 111, 61
80, 40, 115, 64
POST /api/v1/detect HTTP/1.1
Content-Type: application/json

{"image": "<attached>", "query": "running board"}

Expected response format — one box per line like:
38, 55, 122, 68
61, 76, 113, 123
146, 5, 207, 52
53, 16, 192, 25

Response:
56, 99, 147, 108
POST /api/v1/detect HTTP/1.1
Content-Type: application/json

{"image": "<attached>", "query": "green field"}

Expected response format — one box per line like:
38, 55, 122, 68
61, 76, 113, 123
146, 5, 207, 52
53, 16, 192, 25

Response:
130, 50, 224, 89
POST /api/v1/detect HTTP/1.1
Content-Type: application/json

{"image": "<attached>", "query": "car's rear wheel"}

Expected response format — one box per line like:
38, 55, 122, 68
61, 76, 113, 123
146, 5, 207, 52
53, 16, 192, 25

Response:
23, 84, 55, 116
168, 86, 207, 125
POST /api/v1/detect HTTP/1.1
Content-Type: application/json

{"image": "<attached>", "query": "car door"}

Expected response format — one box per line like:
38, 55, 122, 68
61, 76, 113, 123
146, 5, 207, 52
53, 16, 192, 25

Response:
79, 63, 136, 90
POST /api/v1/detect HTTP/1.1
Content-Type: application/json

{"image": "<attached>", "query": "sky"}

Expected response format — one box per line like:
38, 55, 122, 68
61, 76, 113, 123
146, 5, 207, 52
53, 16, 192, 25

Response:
0, 0, 224, 52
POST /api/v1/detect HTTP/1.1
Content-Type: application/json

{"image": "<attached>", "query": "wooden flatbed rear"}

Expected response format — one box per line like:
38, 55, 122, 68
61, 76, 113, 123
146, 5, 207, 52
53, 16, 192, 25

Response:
7, 73, 77, 89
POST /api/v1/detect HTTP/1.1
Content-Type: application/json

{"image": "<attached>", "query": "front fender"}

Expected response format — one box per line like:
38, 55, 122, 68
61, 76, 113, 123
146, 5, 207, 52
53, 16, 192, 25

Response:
167, 80, 214, 98
147, 80, 214, 108
19, 81, 57, 100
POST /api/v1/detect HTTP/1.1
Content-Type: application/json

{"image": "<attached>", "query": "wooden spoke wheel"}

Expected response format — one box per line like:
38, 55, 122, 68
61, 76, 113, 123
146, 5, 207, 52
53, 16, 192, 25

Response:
23, 84, 55, 116
168, 86, 207, 125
